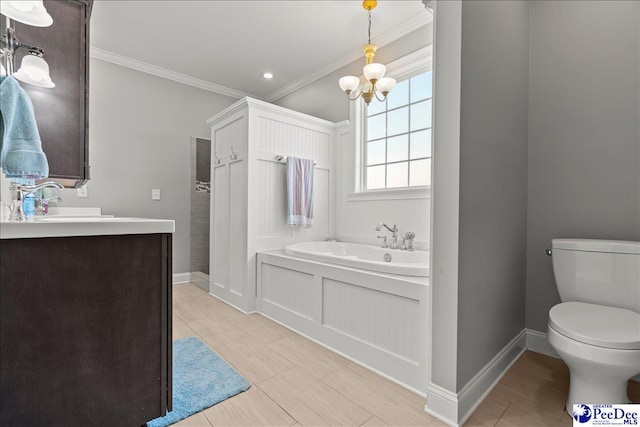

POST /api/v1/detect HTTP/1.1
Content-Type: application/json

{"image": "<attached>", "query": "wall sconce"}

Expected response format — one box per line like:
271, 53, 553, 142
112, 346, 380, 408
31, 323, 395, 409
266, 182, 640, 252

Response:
1, 4, 55, 88
13, 46, 54, 87
1, 1, 53, 27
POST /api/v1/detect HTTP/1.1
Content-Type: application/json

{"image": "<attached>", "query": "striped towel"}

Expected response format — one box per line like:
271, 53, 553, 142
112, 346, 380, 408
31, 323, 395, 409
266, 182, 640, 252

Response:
286, 156, 314, 227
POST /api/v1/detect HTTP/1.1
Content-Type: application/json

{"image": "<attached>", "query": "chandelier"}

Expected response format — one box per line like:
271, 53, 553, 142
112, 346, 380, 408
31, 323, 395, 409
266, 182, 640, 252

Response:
339, 0, 396, 105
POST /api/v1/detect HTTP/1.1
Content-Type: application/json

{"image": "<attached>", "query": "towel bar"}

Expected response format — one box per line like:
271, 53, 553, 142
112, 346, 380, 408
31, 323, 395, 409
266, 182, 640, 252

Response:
275, 155, 317, 166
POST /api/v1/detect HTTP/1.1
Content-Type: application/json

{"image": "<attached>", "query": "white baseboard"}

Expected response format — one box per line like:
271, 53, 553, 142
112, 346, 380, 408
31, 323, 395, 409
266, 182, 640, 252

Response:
172, 272, 191, 284
425, 329, 527, 427
457, 330, 526, 425
525, 328, 559, 358
206, 291, 256, 315
424, 383, 459, 427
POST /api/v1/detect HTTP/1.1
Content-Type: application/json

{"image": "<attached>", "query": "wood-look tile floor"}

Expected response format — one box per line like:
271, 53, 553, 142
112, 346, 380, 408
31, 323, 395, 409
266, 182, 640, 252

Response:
171, 284, 639, 427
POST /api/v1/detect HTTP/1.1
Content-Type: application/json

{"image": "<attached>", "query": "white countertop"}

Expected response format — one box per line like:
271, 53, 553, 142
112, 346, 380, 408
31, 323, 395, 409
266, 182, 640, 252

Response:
0, 216, 175, 239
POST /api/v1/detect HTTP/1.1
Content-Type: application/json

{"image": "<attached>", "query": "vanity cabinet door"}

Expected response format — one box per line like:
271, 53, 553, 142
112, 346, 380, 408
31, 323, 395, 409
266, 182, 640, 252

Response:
12, 0, 92, 187
0, 233, 172, 426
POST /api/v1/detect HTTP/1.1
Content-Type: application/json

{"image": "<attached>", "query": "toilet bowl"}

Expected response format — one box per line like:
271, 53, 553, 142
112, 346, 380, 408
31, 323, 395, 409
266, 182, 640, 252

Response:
547, 239, 640, 413
547, 302, 640, 412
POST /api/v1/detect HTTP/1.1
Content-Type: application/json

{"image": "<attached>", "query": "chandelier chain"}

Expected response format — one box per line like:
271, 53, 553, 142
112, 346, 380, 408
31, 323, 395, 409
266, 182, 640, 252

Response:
367, 9, 372, 45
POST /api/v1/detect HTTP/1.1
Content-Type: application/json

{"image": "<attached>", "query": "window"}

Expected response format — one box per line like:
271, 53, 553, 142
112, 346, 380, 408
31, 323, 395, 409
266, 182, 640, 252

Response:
363, 69, 432, 191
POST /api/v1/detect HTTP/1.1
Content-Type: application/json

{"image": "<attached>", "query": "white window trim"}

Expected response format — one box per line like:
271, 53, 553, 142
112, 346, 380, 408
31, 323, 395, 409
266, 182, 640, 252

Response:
347, 186, 431, 202
352, 45, 434, 198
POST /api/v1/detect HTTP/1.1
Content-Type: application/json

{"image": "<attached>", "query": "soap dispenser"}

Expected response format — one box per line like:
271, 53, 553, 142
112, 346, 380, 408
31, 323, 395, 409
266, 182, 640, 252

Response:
23, 194, 36, 218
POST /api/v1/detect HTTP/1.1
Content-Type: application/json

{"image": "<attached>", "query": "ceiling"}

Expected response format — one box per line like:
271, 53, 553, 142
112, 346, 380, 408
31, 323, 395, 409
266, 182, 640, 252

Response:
90, 1, 432, 101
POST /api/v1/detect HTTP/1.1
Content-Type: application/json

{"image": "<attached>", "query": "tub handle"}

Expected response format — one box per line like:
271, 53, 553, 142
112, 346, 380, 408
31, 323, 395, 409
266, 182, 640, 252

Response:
377, 235, 389, 248
404, 232, 415, 252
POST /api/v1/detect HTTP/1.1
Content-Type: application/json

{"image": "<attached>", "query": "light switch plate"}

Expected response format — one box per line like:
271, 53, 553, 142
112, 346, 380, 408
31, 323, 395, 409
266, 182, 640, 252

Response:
77, 186, 88, 198
152, 189, 161, 200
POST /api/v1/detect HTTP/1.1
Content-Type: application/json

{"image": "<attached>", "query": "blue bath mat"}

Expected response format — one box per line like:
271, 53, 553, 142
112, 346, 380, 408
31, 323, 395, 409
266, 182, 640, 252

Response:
146, 337, 250, 427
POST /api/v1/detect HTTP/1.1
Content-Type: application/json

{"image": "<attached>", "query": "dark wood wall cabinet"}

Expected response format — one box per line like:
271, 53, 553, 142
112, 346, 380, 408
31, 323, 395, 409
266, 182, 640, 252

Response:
11, 0, 92, 187
0, 233, 172, 426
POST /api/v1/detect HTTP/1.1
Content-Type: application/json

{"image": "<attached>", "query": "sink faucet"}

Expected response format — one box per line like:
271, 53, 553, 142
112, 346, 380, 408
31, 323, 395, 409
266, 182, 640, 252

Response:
9, 182, 65, 221
375, 222, 398, 249
36, 195, 63, 215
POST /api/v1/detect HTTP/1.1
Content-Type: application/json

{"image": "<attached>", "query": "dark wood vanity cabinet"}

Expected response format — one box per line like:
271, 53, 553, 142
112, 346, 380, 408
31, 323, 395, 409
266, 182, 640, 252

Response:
0, 233, 172, 426
12, 0, 92, 187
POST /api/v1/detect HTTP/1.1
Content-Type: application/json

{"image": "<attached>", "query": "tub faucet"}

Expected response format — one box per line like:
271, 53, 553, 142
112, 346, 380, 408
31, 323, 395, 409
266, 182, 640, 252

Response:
404, 232, 416, 252
375, 223, 398, 249
9, 182, 65, 221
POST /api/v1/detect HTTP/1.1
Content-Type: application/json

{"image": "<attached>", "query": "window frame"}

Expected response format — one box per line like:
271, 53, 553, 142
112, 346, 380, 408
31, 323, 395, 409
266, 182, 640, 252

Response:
350, 46, 433, 201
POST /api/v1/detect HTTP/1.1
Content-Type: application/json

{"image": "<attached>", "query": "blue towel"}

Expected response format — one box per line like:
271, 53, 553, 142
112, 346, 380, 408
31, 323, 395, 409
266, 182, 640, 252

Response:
0, 75, 49, 185
286, 156, 315, 227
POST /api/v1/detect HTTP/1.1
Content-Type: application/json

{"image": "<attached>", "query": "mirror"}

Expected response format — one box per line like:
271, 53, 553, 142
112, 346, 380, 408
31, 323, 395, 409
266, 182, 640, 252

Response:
3, 0, 92, 188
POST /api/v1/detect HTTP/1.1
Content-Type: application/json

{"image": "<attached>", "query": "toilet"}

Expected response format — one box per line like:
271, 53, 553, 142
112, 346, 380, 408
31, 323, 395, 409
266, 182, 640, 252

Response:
547, 239, 640, 413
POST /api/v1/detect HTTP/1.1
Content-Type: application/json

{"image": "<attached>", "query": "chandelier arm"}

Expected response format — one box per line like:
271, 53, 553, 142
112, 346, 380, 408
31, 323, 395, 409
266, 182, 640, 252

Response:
373, 89, 386, 102
347, 85, 364, 101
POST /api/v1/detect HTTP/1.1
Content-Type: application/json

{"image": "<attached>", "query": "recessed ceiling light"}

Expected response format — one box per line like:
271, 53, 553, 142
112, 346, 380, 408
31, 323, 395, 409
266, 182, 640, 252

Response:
262, 72, 274, 79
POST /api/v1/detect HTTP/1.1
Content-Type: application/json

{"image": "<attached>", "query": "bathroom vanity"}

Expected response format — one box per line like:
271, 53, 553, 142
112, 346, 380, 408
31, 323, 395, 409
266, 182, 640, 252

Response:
0, 217, 174, 426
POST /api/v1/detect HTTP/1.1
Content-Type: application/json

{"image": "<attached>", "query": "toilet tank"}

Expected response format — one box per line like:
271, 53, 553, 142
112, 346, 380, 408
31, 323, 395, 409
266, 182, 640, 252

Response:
552, 239, 640, 313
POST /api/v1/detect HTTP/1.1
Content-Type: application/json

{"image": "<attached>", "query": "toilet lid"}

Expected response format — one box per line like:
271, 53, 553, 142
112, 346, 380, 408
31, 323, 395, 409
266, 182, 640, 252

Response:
549, 302, 640, 350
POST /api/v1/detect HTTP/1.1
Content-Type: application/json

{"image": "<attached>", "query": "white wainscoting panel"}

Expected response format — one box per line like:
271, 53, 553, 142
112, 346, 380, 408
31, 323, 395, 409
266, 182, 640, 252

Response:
255, 160, 286, 238
261, 263, 314, 319
256, 116, 331, 163
313, 169, 330, 236
213, 164, 229, 290
209, 97, 336, 313
229, 160, 246, 296
323, 278, 420, 363
257, 250, 429, 394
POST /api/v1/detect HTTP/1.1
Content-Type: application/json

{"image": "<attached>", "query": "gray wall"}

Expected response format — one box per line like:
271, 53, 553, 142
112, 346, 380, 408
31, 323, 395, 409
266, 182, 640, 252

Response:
274, 24, 433, 123
428, 0, 529, 413
429, 0, 463, 394
525, 0, 640, 332
61, 58, 236, 274
456, 0, 530, 389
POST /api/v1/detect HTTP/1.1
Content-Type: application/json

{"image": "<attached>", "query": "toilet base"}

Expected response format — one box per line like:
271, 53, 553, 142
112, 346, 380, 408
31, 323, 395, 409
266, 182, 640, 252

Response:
565, 368, 631, 413
547, 326, 640, 413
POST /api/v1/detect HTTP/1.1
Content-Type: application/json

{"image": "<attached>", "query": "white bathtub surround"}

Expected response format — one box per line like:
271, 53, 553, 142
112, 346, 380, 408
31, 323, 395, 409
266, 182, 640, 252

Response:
285, 241, 428, 277
207, 98, 336, 312
257, 249, 429, 394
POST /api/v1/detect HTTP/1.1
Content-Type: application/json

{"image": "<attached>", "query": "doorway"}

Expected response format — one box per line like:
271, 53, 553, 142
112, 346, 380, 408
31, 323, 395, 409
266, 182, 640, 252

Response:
190, 137, 211, 291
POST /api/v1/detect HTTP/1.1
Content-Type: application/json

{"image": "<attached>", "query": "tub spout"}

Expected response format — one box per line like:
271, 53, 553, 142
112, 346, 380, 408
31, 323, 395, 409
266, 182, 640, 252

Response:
375, 223, 398, 249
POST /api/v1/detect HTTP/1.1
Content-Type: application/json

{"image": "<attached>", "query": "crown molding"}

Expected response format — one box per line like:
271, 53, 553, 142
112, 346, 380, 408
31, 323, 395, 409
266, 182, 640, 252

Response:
263, 12, 432, 103
90, 10, 431, 104
206, 96, 338, 128
90, 47, 253, 100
